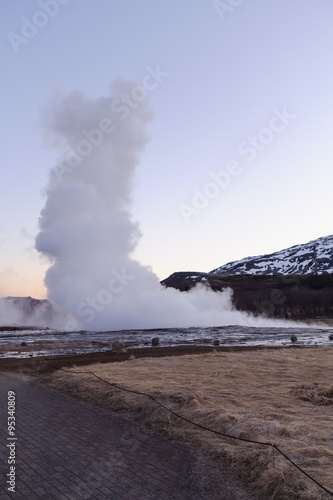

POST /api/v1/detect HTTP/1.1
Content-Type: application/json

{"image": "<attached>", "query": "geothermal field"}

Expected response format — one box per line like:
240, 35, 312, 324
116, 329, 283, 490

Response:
0, 323, 332, 358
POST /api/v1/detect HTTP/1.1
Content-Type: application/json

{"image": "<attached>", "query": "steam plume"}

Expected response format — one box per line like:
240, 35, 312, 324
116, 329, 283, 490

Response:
36, 80, 256, 330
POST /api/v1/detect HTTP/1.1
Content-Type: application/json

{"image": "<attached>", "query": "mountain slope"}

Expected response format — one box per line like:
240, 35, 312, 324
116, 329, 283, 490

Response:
0, 296, 60, 328
210, 235, 333, 276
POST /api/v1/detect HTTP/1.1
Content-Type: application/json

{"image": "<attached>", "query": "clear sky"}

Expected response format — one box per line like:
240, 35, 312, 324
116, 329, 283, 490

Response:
1, 0, 333, 299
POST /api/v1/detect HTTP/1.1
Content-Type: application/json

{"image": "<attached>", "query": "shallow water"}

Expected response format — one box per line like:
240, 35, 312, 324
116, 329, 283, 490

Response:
0, 324, 332, 358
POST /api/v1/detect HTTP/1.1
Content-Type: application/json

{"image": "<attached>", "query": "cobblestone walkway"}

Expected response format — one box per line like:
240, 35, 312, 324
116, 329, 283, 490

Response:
0, 373, 203, 499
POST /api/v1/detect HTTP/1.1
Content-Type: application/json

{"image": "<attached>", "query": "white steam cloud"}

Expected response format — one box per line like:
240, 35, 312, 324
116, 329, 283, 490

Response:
35, 79, 260, 331
0, 297, 71, 329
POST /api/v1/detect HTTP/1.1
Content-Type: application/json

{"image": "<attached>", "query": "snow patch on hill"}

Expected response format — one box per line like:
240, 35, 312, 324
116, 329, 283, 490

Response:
211, 235, 333, 275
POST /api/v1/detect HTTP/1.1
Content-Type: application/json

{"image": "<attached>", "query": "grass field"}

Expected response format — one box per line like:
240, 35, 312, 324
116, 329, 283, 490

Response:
44, 347, 333, 499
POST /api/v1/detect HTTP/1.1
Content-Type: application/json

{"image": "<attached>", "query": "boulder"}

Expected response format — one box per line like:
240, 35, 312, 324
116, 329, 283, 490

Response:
112, 341, 127, 353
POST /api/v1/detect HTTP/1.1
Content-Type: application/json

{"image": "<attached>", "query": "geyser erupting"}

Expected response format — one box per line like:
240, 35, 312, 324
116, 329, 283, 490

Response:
36, 79, 251, 330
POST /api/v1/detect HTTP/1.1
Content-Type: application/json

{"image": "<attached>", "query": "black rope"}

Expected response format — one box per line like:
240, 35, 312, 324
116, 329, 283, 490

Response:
40, 360, 333, 497
274, 445, 333, 497
42, 361, 274, 446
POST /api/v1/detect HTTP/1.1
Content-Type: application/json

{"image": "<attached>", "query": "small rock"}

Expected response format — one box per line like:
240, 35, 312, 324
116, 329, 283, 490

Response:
290, 335, 297, 343
213, 339, 220, 346
21, 341, 27, 346
152, 337, 160, 346
112, 341, 127, 353
328, 334, 333, 341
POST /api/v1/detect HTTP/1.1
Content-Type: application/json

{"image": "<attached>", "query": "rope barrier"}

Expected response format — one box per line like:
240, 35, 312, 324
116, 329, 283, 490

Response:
40, 358, 333, 497
273, 445, 333, 497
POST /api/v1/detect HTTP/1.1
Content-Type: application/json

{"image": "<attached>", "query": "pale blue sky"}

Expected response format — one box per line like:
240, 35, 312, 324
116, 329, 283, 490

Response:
1, 0, 333, 297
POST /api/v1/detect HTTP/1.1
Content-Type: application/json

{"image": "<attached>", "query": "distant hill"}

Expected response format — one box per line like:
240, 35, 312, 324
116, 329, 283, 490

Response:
0, 296, 57, 328
161, 273, 333, 320
161, 235, 333, 320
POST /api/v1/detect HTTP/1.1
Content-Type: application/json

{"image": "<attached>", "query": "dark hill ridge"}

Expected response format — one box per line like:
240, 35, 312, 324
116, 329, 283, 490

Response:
0, 296, 56, 328
161, 235, 333, 320
2, 296, 51, 314
161, 273, 333, 320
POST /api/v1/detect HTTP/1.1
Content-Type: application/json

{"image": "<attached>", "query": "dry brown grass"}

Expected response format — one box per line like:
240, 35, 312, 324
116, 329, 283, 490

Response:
44, 347, 333, 499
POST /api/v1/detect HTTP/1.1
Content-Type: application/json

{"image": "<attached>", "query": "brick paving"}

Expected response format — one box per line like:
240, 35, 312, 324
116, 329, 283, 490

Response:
0, 373, 203, 499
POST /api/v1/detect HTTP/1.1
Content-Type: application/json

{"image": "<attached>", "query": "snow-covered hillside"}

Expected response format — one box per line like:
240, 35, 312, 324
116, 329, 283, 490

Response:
211, 235, 333, 275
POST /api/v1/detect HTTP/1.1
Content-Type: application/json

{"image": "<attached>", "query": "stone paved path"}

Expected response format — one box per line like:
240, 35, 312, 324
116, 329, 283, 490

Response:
0, 373, 203, 499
